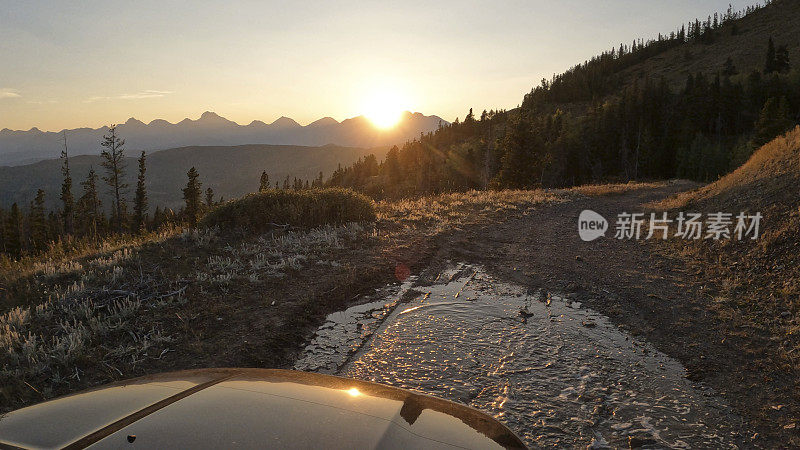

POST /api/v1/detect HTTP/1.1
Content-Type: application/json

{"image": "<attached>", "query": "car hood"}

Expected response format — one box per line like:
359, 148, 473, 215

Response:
0, 368, 525, 449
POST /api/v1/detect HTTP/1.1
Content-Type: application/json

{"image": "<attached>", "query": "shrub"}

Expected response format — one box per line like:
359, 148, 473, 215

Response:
200, 188, 376, 231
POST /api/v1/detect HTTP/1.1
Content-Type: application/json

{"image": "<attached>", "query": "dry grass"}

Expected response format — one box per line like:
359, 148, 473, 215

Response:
377, 189, 571, 235
190, 223, 370, 285
568, 180, 678, 197
0, 186, 572, 410
651, 127, 800, 378
0, 227, 182, 304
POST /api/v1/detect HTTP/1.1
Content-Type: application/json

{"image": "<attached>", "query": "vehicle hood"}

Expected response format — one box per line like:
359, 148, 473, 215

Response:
0, 368, 525, 449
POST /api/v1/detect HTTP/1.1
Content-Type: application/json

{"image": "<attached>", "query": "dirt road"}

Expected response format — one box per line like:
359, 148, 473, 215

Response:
419, 182, 792, 447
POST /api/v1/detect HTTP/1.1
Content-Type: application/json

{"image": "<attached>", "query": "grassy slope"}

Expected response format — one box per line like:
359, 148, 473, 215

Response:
651, 127, 800, 436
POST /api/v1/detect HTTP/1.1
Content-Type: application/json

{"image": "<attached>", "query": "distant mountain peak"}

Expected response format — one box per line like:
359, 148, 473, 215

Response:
271, 116, 301, 128
308, 117, 339, 127
125, 117, 145, 126
148, 118, 171, 126
200, 111, 221, 120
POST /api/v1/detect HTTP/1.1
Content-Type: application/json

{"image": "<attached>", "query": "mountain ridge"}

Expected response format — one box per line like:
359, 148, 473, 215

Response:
0, 111, 446, 166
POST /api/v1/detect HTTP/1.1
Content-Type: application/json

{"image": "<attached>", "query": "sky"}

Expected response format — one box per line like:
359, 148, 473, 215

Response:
1, 0, 756, 131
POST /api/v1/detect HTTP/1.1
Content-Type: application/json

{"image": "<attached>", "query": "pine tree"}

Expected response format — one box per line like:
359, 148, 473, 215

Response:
132, 151, 148, 233
182, 167, 202, 227
384, 145, 402, 185
764, 37, 777, 74
78, 167, 101, 239
496, 116, 542, 188
752, 97, 793, 146
205, 187, 215, 209
313, 171, 324, 188
29, 189, 47, 252
259, 171, 270, 192
100, 125, 128, 232
60, 131, 74, 235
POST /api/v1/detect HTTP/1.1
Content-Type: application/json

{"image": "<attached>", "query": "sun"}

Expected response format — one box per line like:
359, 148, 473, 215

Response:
362, 88, 408, 129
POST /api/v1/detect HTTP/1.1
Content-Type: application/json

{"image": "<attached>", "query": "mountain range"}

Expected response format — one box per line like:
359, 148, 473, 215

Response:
0, 111, 445, 166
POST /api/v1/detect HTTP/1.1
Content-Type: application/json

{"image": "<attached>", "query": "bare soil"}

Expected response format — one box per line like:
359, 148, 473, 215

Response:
431, 182, 797, 447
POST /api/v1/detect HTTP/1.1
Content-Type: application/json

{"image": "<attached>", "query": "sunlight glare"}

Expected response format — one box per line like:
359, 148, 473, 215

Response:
347, 387, 361, 397
362, 85, 409, 129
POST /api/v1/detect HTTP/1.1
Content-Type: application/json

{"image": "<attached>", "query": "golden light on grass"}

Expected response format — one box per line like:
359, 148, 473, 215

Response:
361, 84, 408, 129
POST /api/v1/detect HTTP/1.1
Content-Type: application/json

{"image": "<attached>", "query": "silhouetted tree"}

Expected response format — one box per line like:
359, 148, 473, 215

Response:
60, 131, 74, 235
205, 187, 215, 209
182, 167, 202, 227
765, 37, 777, 74
752, 97, 793, 146
78, 167, 101, 239
259, 171, 270, 192
29, 189, 47, 251
100, 125, 127, 232
132, 151, 148, 233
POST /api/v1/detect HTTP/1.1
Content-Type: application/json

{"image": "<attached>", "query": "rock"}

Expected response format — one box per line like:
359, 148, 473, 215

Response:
582, 320, 597, 328
628, 436, 658, 448
587, 437, 610, 449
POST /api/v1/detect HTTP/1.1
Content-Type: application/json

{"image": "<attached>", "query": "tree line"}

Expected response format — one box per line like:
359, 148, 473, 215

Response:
328, 18, 797, 198
0, 127, 323, 259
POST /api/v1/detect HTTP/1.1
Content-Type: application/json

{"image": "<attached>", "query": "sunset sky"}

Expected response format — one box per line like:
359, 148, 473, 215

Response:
3, 0, 743, 131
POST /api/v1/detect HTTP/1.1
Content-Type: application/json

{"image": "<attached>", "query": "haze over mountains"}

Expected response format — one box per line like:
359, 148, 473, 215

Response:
0, 111, 445, 166
0, 144, 390, 210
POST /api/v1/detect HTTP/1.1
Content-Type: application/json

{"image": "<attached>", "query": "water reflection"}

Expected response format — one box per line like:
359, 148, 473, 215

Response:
298, 263, 744, 448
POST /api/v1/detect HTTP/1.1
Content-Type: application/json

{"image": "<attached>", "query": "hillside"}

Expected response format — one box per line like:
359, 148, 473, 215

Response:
616, 0, 800, 91
655, 125, 800, 303
330, 0, 800, 198
0, 144, 390, 210
662, 125, 800, 213
650, 127, 800, 441
0, 111, 444, 166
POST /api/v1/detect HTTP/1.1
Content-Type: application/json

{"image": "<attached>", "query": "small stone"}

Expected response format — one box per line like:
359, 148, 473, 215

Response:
628, 436, 658, 448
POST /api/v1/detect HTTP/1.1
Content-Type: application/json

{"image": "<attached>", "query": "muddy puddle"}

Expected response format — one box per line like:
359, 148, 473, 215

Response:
295, 263, 744, 448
